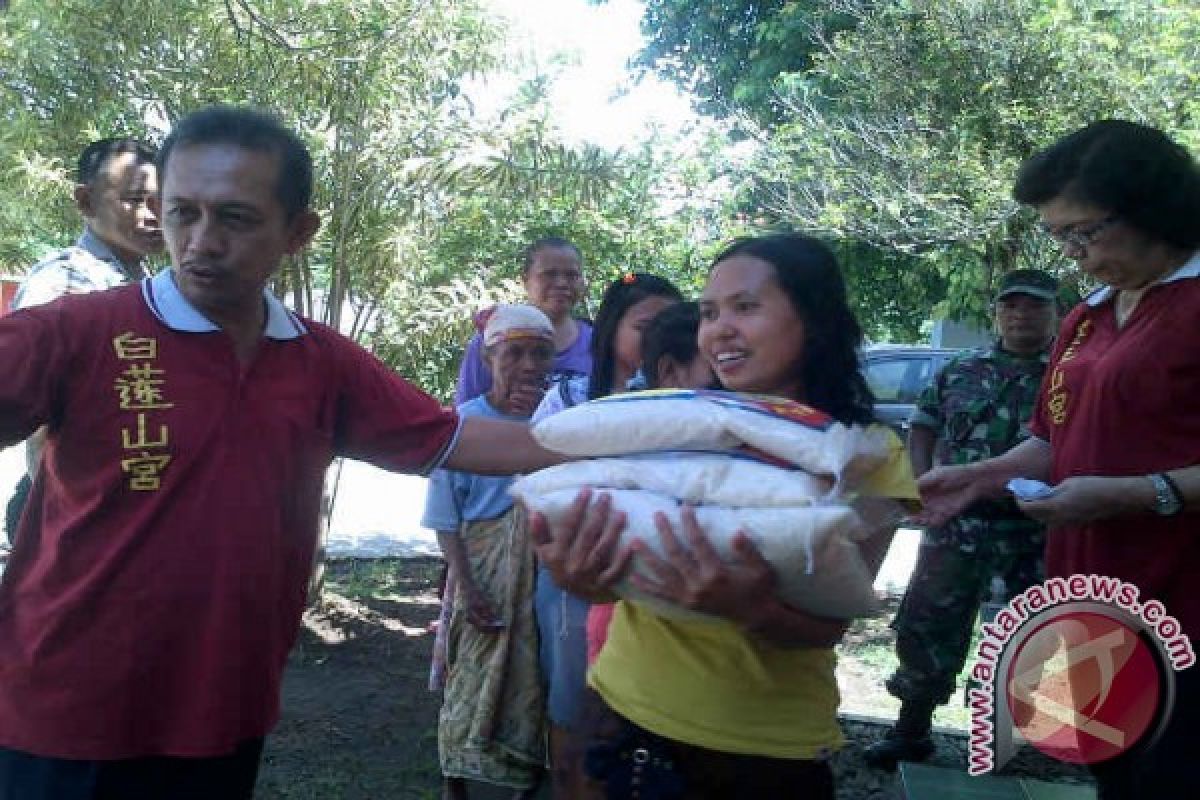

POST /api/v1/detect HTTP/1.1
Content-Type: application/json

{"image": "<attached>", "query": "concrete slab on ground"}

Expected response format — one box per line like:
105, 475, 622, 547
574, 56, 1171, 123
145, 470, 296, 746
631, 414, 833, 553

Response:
900, 762, 1096, 800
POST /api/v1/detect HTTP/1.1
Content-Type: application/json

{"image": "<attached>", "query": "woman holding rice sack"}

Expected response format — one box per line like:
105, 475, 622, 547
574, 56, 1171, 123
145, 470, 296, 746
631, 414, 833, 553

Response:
422, 305, 558, 800
531, 272, 683, 799
530, 234, 917, 800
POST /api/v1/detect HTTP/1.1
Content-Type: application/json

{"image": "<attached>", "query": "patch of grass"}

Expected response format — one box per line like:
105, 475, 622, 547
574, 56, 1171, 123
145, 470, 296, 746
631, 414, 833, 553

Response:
835, 594, 1003, 731
325, 556, 443, 602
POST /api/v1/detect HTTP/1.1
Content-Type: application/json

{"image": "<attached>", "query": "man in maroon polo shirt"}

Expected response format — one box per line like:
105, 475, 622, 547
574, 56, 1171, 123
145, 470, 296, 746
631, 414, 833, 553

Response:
0, 106, 557, 799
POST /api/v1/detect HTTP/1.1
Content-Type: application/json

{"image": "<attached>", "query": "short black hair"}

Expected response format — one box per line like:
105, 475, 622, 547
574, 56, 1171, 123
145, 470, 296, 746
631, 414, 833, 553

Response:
589, 273, 682, 400
157, 106, 313, 221
1013, 120, 1200, 250
521, 237, 582, 276
712, 234, 875, 426
76, 138, 156, 187
641, 302, 702, 389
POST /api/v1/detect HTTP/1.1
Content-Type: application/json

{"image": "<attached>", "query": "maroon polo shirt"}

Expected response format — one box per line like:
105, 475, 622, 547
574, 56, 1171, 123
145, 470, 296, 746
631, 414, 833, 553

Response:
0, 272, 459, 759
1031, 256, 1200, 638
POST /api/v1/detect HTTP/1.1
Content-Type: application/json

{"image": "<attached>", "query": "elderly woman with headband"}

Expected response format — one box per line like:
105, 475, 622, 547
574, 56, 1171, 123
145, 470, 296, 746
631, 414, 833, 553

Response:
424, 304, 559, 800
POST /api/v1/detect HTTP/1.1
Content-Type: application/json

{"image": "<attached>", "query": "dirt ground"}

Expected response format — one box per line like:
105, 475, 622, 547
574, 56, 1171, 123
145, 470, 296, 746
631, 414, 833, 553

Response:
254, 558, 1091, 799
256, 558, 449, 800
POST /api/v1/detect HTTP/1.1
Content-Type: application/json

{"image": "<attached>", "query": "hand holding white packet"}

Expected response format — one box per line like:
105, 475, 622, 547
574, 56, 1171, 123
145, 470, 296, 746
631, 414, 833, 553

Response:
1006, 478, 1058, 501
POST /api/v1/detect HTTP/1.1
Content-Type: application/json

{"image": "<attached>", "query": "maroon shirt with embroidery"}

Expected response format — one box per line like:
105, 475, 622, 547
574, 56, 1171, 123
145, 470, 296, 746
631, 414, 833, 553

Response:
1031, 271, 1200, 638
0, 282, 458, 759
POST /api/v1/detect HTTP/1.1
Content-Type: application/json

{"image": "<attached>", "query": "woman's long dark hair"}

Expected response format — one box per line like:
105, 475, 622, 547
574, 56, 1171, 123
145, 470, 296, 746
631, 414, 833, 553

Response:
711, 234, 876, 426
588, 273, 682, 400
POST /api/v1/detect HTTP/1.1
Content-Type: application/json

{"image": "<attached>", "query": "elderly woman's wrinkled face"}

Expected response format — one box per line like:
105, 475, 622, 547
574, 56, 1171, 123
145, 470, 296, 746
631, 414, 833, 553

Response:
1039, 196, 1176, 291
485, 337, 555, 417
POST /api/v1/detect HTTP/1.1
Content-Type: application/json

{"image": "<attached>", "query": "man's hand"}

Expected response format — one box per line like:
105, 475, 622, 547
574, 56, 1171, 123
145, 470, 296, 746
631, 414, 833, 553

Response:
913, 463, 988, 527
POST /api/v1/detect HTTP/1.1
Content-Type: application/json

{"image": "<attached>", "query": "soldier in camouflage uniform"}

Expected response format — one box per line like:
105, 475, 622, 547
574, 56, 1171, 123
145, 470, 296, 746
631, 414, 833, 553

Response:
865, 270, 1060, 770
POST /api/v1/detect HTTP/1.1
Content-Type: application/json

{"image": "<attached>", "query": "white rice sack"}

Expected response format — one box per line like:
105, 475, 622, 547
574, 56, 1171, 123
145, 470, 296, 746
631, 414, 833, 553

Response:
511, 453, 832, 508
705, 392, 893, 482
533, 389, 739, 457
522, 488, 879, 621
531, 389, 888, 480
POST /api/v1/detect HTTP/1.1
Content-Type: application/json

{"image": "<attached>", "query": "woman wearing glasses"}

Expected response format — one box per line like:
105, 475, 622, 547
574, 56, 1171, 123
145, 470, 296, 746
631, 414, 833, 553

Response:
919, 120, 1200, 799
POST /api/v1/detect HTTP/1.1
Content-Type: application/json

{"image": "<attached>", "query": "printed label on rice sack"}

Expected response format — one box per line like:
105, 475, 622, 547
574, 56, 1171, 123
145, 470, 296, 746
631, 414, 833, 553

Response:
704, 391, 888, 479
697, 389, 835, 430
532, 389, 888, 481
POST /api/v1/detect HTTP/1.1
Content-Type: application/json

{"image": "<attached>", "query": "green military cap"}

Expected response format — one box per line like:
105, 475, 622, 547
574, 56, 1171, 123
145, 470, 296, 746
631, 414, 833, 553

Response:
996, 269, 1058, 302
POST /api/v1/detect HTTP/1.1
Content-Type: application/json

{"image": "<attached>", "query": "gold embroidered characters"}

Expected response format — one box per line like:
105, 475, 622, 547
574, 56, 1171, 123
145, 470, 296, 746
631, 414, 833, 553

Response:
113, 363, 174, 411
120, 453, 173, 492
120, 414, 169, 449
1045, 319, 1092, 426
111, 331, 159, 361
111, 331, 173, 490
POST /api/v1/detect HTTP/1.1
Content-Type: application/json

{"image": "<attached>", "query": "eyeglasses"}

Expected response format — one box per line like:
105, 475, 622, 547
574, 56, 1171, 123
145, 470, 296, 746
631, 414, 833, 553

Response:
1041, 215, 1119, 251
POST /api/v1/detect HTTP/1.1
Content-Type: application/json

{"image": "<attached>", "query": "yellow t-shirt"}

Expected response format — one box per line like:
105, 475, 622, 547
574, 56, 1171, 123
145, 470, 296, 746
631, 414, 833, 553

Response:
588, 429, 917, 759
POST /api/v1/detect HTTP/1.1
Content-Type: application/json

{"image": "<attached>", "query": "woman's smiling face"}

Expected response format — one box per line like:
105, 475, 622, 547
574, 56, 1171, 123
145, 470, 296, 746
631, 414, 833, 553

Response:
698, 254, 806, 401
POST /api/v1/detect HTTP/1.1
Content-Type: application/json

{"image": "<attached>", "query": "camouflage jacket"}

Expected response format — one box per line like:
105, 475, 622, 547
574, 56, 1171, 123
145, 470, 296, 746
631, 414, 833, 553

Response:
911, 342, 1049, 550
13, 228, 144, 310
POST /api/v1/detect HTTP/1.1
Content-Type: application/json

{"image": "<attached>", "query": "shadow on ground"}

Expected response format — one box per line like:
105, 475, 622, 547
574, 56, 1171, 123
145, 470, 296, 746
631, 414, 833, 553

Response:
256, 559, 1091, 799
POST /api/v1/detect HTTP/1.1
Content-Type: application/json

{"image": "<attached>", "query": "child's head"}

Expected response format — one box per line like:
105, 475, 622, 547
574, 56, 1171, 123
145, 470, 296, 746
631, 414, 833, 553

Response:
640, 302, 715, 390
589, 273, 683, 399
700, 234, 874, 425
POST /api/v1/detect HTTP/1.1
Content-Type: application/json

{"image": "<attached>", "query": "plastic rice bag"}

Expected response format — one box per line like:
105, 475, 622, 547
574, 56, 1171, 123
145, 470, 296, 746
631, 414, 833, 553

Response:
533, 389, 738, 456
511, 452, 832, 509
531, 389, 888, 481
519, 487, 879, 621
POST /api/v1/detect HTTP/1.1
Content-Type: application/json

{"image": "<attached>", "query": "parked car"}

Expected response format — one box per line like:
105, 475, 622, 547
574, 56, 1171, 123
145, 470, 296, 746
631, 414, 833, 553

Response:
862, 345, 962, 434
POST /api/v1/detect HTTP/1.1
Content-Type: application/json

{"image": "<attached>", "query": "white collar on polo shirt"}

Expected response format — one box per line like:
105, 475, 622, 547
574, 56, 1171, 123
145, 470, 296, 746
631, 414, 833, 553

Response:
1086, 249, 1200, 307
141, 269, 308, 339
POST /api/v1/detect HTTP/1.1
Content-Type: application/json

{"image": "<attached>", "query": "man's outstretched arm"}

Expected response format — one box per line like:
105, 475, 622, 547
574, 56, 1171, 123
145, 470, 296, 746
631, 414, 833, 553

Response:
441, 416, 564, 476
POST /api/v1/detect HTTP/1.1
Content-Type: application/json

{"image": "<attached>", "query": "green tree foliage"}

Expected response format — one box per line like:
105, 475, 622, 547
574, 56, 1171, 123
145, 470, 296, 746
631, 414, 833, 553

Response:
629, 0, 1198, 332
369, 86, 731, 397
749, 0, 1200, 322
0, 1, 725, 399
612, 0, 851, 127
618, 0, 949, 339
1, 0, 505, 322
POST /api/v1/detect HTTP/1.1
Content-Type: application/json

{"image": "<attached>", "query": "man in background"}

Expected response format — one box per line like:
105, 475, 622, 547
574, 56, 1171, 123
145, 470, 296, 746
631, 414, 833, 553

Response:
4, 137, 162, 545
865, 270, 1060, 770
